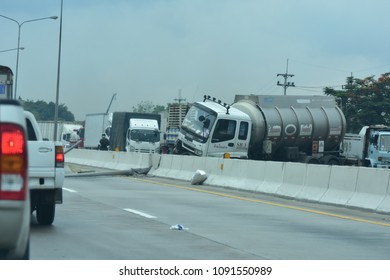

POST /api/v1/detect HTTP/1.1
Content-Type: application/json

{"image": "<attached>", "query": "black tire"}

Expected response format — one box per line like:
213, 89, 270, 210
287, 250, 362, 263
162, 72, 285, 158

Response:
321, 155, 340, 165
22, 240, 30, 260
327, 159, 339, 165
36, 202, 55, 225
302, 156, 319, 164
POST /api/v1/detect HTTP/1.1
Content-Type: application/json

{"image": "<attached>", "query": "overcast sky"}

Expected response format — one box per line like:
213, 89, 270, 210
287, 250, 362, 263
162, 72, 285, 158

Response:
1, 0, 390, 121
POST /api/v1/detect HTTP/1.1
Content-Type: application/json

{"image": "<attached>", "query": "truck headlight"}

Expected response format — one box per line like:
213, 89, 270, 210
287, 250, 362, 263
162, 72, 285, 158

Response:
194, 149, 203, 156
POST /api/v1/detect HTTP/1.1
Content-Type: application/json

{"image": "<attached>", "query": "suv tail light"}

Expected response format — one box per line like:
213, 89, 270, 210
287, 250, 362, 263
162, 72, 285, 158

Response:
0, 123, 28, 200
55, 145, 64, 168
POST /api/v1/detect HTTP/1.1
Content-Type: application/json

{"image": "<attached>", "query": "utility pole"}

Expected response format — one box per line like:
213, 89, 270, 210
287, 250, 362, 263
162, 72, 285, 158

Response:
339, 72, 354, 113
277, 59, 295, 95
342, 72, 354, 90
174, 89, 186, 104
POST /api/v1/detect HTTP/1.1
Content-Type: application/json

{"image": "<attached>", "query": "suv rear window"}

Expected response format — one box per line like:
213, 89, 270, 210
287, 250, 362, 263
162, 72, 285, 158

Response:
26, 118, 37, 141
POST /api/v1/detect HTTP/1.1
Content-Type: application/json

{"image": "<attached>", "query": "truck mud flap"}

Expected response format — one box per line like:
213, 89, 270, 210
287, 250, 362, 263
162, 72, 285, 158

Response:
54, 188, 63, 204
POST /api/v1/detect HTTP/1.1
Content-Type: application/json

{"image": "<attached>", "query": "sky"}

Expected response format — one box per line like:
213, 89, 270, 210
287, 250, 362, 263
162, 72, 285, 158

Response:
1, 0, 390, 121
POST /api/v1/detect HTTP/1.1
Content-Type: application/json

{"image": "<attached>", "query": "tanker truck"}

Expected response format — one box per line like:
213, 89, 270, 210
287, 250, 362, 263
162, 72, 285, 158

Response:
175, 94, 347, 164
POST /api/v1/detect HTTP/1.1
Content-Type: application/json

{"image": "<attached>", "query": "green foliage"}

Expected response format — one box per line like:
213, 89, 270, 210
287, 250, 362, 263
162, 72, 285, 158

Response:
324, 73, 390, 133
153, 105, 166, 114
132, 101, 166, 114
19, 98, 75, 121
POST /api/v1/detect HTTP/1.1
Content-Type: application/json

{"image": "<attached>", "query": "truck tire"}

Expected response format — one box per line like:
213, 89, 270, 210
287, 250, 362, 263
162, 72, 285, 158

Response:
22, 240, 30, 260
36, 202, 55, 225
321, 155, 340, 165
302, 156, 319, 164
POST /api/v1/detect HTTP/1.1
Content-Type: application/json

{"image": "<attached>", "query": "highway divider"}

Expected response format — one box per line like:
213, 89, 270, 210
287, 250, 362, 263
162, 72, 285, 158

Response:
65, 149, 151, 170
319, 165, 358, 206
295, 164, 331, 202
66, 149, 390, 214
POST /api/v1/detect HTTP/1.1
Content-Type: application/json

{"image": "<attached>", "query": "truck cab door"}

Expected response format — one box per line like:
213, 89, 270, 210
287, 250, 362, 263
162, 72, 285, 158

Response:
208, 119, 249, 158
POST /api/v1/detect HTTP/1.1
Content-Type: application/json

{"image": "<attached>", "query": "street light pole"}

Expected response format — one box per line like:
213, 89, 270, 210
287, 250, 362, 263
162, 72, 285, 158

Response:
53, 0, 63, 141
0, 14, 58, 99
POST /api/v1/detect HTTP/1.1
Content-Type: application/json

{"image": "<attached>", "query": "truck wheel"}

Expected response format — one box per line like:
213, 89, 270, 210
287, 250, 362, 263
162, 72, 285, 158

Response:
302, 156, 319, 164
22, 240, 30, 260
321, 155, 340, 165
36, 202, 55, 225
326, 159, 339, 165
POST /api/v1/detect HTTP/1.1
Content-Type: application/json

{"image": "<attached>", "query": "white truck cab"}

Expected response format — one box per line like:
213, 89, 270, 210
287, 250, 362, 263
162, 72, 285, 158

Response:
126, 118, 160, 153
370, 129, 390, 168
177, 97, 252, 158
342, 125, 390, 168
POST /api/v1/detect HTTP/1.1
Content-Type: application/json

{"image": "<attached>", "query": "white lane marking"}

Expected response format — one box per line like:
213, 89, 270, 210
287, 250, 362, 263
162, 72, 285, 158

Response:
63, 187, 77, 193
123, 208, 157, 219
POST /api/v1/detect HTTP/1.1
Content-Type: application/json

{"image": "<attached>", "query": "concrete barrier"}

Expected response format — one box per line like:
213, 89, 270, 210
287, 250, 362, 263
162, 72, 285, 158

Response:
164, 155, 205, 181
206, 158, 261, 192
319, 165, 358, 206
295, 164, 331, 201
206, 158, 238, 187
346, 167, 389, 210
179, 156, 201, 181
257, 161, 284, 194
377, 179, 390, 213
66, 149, 151, 170
66, 149, 112, 169
235, 159, 266, 192
165, 154, 184, 179
148, 154, 173, 178
66, 149, 390, 214
191, 156, 208, 172
276, 162, 307, 198
201, 157, 223, 185
149, 154, 215, 182
150, 153, 161, 170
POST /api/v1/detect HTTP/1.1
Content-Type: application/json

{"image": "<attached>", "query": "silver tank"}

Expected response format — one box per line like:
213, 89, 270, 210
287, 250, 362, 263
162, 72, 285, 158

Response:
232, 95, 346, 154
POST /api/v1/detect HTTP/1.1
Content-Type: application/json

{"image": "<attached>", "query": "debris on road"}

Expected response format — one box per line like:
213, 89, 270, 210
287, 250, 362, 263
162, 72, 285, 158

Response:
190, 169, 207, 185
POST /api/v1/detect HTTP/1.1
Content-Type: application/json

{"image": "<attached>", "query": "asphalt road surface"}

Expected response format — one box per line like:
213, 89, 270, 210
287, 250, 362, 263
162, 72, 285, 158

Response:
30, 164, 390, 260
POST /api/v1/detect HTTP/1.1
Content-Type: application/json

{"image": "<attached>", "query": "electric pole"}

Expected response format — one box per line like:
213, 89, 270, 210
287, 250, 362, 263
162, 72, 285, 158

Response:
174, 89, 186, 104
277, 59, 295, 95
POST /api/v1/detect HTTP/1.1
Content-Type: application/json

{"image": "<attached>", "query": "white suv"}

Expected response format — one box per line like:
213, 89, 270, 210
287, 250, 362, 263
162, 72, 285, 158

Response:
0, 99, 30, 260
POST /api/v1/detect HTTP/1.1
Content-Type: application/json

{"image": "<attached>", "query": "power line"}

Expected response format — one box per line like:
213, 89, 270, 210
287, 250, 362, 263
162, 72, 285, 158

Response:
295, 85, 344, 89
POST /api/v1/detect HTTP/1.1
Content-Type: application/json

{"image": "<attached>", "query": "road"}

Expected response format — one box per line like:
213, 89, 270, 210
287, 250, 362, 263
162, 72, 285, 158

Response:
30, 164, 390, 260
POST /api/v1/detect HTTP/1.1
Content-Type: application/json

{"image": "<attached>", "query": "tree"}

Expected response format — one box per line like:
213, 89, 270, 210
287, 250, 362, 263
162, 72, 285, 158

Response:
132, 101, 166, 114
19, 98, 75, 121
152, 105, 166, 114
324, 73, 390, 133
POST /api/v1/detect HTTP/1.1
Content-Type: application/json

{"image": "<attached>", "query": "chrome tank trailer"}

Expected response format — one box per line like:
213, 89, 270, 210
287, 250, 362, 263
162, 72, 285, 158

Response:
232, 95, 346, 161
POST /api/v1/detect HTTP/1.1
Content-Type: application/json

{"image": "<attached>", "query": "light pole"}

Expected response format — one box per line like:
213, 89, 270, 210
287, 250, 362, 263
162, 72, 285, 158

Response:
0, 14, 58, 99
53, 0, 64, 141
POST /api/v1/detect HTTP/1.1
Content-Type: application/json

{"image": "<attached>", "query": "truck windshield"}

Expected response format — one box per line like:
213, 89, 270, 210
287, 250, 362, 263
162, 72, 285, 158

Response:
379, 135, 390, 152
181, 104, 217, 141
130, 129, 159, 143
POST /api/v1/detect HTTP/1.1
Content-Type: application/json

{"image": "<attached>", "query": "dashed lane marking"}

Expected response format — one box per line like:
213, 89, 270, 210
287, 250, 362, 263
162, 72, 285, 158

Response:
123, 208, 157, 219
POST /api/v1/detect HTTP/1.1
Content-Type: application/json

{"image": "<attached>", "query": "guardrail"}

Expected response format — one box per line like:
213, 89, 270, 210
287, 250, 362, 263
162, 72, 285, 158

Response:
66, 149, 390, 214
